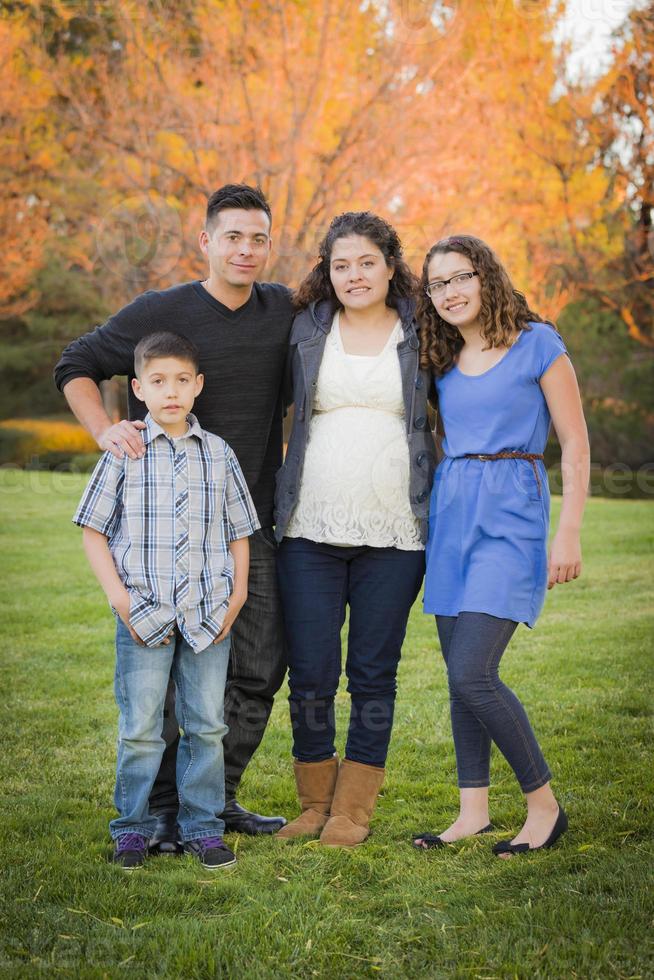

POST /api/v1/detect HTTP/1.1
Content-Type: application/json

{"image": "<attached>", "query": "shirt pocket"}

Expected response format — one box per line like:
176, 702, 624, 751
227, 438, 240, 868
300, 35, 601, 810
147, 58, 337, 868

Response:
188, 480, 223, 528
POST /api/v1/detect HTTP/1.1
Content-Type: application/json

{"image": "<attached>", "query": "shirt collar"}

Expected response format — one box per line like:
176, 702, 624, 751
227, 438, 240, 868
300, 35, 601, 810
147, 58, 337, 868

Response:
141, 412, 205, 447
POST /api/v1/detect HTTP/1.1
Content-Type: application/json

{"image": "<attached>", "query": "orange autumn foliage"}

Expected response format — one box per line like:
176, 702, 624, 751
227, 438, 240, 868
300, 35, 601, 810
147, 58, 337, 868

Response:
1, 0, 651, 342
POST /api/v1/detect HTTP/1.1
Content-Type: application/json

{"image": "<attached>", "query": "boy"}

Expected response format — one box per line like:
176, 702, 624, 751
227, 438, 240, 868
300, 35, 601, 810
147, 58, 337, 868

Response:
73, 332, 260, 870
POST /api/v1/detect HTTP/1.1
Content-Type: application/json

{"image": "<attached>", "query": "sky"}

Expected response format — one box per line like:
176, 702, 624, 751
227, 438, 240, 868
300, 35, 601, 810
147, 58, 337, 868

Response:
556, 0, 644, 80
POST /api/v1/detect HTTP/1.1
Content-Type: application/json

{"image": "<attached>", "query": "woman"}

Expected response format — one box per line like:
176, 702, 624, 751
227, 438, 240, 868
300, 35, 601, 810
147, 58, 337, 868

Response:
413, 235, 589, 856
274, 212, 436, 847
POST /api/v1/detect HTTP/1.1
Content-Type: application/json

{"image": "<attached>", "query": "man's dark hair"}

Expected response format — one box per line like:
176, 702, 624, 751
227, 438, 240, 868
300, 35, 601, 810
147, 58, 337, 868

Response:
205, 183, 272, 232
134, 332, 200, 377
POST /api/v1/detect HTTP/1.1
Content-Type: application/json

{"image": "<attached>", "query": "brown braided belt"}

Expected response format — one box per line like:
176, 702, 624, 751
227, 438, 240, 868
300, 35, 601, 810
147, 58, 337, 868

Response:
463, 451, 545, 496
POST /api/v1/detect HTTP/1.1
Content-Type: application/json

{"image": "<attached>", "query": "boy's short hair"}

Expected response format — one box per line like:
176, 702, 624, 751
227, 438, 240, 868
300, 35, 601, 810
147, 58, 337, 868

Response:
134, 332, 200, 378
206, 183, 272, 232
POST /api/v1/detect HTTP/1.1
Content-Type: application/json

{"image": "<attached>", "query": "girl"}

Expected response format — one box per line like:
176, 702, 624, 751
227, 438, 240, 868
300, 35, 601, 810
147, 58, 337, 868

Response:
274, 212, 436, 847
413, 236, 589, 856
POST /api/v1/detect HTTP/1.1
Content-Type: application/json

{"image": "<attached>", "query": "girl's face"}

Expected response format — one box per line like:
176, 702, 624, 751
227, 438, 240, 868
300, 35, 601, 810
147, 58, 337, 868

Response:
427, 250, 482, 332
329, 235, 394, 311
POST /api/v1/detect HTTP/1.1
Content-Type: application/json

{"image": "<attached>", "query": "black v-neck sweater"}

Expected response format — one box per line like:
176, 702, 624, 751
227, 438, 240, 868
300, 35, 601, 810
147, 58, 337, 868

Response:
55, 280, 294, 526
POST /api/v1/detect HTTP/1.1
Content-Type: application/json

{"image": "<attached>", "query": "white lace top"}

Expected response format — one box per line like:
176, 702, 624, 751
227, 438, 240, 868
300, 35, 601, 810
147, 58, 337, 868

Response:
285, 313, 424, 550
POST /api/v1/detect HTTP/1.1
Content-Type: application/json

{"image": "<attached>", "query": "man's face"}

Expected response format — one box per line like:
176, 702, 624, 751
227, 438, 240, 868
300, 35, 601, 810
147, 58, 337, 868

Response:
199, 208, 272, 289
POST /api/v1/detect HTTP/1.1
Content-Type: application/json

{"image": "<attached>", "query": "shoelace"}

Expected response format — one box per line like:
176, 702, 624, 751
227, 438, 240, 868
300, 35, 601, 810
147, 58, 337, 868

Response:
197, 836, 225, 852
117, 833, 147, 853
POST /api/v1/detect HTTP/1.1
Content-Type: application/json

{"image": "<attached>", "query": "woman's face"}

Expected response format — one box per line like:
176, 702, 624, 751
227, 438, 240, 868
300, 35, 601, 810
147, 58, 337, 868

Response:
427, 250, 482, 332
329, 235, 393, 311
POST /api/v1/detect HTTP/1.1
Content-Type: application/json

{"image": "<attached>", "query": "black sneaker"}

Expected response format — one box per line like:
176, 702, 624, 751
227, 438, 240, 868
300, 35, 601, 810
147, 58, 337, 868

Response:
184, 836, 236, 870
111, 833, 149, 871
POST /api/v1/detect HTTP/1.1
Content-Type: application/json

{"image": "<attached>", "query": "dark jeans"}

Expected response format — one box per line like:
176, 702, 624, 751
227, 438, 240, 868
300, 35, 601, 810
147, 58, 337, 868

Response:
437, 612, 552, 792
277, 537, 425, 768
149, 527, 287, 813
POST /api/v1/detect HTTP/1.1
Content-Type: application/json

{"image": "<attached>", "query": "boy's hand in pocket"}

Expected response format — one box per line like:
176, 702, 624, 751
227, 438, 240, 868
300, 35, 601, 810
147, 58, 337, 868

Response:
214, 588, 248, 644
111, 589, 145, 646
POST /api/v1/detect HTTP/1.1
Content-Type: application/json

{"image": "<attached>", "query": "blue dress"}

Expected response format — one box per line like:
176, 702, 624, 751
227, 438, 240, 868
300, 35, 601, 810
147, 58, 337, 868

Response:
423, 322, 568, 628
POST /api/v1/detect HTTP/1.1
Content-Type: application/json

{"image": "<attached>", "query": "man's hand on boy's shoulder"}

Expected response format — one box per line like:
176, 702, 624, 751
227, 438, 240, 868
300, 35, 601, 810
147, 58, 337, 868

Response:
214, 587, 248, 644
100, 418, 147, 460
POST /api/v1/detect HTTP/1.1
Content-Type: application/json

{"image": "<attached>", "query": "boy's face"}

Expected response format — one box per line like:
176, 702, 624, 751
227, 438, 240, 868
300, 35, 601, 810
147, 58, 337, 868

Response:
132, 356, 204, 437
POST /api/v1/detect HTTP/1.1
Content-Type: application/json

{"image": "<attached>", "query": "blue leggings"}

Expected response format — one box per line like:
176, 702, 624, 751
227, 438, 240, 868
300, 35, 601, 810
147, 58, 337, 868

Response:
437, 613, 552, 792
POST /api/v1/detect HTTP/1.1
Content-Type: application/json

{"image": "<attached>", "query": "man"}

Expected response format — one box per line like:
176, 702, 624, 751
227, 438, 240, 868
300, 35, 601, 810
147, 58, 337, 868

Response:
55, 184, 293, 843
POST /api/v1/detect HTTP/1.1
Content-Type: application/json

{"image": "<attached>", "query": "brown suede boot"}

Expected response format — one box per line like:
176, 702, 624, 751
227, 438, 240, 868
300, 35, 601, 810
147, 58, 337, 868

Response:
276, 756, 339, 839
319, 758, 385, 847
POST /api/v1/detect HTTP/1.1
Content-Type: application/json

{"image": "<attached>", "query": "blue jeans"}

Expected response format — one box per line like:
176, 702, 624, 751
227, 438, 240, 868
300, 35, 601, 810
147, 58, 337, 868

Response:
149, 527, 286, 812
110, 619, 230, 841
437, 612, 552, 792
277, 537, 425, 767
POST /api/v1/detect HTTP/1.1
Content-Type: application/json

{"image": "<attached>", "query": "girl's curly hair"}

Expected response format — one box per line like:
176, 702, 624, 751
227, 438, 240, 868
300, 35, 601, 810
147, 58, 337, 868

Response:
293, 211, 418, 310
417, 235, 549, 376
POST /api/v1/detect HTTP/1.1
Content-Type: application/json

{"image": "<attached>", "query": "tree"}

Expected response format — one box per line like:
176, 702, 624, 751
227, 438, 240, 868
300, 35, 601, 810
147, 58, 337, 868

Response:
1, 0, 650, 356
595, 3, 654, 347
0, 12, 55, 316
0, 252, 109, 417
14, 0, 489, 286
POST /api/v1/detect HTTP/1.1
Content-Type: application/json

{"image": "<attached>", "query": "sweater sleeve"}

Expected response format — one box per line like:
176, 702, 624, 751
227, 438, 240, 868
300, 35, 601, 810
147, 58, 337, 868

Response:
53, 292, 154, 392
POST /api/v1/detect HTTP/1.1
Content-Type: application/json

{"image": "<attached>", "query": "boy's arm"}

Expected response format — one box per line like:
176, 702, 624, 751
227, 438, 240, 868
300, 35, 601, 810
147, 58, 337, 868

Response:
82, 527, 145, 646
213, 536, 249, 643
214, 441, 259, 642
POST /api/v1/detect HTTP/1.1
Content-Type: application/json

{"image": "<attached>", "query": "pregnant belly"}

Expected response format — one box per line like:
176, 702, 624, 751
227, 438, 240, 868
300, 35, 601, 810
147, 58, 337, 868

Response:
301, 407, 411, 504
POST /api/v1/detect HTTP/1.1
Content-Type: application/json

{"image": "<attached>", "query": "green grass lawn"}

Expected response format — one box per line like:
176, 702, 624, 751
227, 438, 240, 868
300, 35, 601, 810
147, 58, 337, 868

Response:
1, 469, 653, 979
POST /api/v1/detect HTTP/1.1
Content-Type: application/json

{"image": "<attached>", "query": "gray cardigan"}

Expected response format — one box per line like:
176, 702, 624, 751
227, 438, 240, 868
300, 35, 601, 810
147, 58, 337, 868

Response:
274, 297, 436, 543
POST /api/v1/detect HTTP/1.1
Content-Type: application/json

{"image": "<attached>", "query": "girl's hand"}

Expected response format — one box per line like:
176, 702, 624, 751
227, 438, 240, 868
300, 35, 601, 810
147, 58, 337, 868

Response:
547, 528, 582, 588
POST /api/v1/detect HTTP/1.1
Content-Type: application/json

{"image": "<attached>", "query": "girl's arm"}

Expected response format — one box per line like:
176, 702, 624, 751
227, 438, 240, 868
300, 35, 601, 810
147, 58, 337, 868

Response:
540, 355, 591, 588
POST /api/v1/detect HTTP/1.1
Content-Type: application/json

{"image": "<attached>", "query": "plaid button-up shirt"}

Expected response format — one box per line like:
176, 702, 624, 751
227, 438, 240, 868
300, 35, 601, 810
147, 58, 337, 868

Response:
74, 413, 260, 652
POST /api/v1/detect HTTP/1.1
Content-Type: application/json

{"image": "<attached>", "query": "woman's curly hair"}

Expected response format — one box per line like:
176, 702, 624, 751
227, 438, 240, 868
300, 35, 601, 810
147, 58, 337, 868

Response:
417, 235, 549, 376
293, 211, 418, 310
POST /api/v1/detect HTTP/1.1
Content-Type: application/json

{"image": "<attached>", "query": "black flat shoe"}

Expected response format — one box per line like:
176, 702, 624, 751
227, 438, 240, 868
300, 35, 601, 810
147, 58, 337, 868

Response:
412, 824, 494, 849
148, 811, 184, 856
220, 800, 287, 835
492, 805, 568, 856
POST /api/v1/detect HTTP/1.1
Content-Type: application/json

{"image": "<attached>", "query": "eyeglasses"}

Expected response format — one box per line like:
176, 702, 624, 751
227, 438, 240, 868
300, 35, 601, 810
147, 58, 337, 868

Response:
425, 271, 478, 298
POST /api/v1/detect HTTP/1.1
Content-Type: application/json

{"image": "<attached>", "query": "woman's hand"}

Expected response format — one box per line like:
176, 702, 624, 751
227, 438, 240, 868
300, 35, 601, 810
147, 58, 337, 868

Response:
213, 588, 248, 643
547, 528, 582, 588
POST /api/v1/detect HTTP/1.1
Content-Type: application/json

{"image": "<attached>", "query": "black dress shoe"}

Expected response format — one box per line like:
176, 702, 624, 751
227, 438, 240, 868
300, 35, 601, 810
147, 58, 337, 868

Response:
492, 806, 568, 856
220, 800, 287, 835
148, 811, 184, 855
